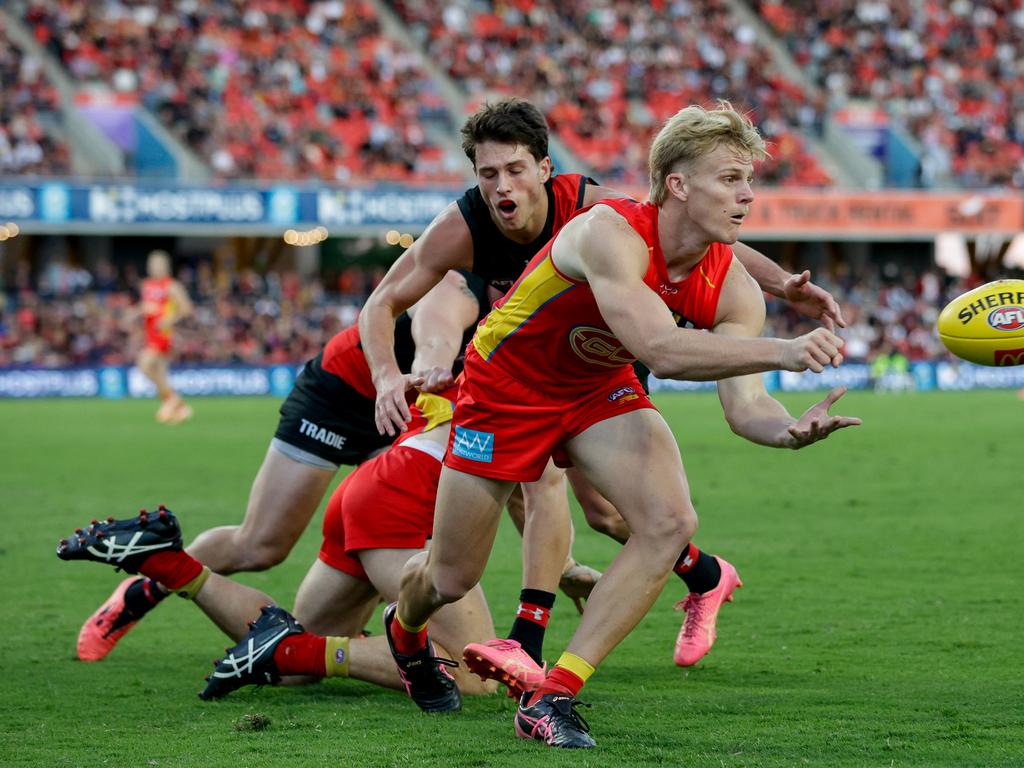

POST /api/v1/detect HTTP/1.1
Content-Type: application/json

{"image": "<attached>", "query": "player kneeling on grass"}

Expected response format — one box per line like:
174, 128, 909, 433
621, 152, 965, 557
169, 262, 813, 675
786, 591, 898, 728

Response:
57, 391, 496, 705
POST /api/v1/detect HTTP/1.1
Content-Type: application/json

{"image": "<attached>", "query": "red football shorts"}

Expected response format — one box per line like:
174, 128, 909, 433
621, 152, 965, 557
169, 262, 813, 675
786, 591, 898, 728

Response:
318, 441, 441, 580
144, 331, 172, 354
444, 348, 654, 482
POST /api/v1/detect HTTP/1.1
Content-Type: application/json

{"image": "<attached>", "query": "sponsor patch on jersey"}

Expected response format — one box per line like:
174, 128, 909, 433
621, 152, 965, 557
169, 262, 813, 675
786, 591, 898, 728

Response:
452, 426, 494, 463
607, 385, 637, 402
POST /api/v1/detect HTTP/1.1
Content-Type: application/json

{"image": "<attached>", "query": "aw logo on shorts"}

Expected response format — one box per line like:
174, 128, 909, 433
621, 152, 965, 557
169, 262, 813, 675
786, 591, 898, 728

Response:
569, 327, 637, 367
452, 426, 494, 463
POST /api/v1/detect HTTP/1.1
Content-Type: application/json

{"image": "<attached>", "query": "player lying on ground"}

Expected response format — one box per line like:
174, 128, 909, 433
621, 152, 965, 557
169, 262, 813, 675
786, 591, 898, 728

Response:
58, 392, 496, 704
360, 97, 848, 674
383, 102, 862, 748
76, 269, 599, 664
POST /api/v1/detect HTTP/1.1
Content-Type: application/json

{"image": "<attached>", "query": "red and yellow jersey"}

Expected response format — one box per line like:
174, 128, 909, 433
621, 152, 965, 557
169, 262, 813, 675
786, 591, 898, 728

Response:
471, 197, 732, 395
141, 277, 175, 350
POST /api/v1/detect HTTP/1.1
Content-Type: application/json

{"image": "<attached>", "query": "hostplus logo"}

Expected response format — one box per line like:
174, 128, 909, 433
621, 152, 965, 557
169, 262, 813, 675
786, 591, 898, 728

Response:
452, 426, 494, 462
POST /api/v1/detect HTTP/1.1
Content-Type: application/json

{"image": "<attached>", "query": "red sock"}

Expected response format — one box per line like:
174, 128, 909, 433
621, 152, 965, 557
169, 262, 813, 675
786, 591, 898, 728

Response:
139, 550, 203, 590
273, 633, 326, 677
529, 665, 584, 706
673, 542, 700, 575
391, 616, 428, 656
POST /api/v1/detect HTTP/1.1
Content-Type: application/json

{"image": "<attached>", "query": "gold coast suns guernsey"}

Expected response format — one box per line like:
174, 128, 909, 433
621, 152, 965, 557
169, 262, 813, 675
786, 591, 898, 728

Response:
470, 197, 733, 394
142, 276, 175, 350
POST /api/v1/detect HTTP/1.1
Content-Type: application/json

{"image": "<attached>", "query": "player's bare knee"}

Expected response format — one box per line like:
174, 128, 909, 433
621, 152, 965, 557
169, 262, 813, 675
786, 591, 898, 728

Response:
241, 540, 291, 571
583, 504, 628, 538
430, 567, 477, 606
632, 504, 697, 550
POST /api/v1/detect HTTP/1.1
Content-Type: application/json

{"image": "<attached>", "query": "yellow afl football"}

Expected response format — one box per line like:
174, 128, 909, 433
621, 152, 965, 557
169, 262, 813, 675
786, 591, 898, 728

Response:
937, 279, 1024, 366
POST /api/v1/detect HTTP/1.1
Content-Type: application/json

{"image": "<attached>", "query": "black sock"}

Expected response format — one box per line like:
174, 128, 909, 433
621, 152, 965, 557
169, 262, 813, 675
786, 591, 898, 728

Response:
508, 588, 555, 665
673, 544, 722, 594
115, 578, 169, 629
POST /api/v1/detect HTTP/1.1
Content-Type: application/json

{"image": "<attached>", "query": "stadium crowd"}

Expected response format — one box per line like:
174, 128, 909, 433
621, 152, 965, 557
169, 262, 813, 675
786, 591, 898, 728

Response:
6, 0, 1022, 190
0, 20, 70, 176
19, 0, 459, 182
387, 0, 831, 187
0, 253, 975, 370
753, 0, 1024, 189
0, 258, 380, 368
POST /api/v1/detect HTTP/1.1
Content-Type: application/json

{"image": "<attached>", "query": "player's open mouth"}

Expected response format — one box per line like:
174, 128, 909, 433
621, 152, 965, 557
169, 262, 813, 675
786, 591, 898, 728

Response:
497, 200, 517, 216
730, 213, 746, 224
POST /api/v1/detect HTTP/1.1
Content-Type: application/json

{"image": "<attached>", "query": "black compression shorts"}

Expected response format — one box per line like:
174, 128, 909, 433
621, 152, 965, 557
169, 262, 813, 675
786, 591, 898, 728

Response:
274, 353, 394, 468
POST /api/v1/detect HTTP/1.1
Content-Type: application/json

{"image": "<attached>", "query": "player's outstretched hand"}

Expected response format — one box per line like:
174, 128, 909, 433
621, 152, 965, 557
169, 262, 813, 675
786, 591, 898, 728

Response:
783, 270, 846, 331
783, 327, 845, 372
787, 386, 862, 449
374, 372, 425, 437
415, 365, 455, 394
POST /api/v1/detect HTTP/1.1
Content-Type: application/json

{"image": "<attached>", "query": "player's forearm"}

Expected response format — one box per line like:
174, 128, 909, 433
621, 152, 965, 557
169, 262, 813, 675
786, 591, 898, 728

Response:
411, 337, 462, 375
733, 246, 789, 298
644, 332, 787, 381
358, 302, 402, 386
410, 315, 465, 374
723, 394, 796, 448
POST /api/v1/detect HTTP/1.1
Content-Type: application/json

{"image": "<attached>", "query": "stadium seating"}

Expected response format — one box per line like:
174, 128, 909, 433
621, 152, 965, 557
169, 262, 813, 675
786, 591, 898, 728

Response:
0, 255, 968, 368
0, 19, 70, 175
0, 262, 365, 368
19, 0, 460, 182
10, 1, 1023, 189
752, 0, 1024, 189
386, 0, 832, 186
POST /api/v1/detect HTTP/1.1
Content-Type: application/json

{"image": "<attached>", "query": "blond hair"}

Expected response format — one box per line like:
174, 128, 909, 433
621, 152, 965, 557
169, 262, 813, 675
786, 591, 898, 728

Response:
648, 102, 767, 205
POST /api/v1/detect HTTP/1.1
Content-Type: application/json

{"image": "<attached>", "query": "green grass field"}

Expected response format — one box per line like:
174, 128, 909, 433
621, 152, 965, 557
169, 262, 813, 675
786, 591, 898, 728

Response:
1, 391, 1022, 767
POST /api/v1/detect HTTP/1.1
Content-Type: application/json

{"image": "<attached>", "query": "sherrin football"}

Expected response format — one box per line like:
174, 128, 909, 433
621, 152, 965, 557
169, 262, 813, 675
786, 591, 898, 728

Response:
937, 279, 1024, 366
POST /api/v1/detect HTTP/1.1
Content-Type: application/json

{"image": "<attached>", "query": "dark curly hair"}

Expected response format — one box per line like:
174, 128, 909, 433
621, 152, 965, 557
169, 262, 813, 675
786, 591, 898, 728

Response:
460, 97, 550, 166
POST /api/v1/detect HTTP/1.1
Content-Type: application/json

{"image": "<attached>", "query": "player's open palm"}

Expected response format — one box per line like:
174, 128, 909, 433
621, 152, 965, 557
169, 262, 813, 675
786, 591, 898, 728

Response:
783, 270, 846, 331
787, 386, 862, 448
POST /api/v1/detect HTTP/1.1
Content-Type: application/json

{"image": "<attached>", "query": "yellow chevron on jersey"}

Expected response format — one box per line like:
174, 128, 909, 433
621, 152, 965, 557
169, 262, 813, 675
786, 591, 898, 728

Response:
472, 254, 576, 361
414, 391, 455, 432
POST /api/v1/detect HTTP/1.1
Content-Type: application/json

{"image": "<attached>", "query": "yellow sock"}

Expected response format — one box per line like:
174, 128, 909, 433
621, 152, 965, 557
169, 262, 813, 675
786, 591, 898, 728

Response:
555, 651, 596, 683
395, 611, 427, 633
174, 566, 211, 600
324, 636, 350, 677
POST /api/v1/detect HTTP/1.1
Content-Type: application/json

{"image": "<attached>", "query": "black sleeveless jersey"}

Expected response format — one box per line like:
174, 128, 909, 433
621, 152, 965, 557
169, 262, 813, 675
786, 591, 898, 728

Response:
455, 173, 593, 294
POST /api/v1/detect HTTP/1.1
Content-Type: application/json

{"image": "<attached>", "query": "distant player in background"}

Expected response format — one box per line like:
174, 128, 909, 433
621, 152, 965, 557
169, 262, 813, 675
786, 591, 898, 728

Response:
137, 250, 193, 425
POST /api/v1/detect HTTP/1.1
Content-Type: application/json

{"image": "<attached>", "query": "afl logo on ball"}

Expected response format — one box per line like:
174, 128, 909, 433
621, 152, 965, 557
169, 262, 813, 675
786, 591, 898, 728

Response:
987, 306, 1024, 331
569, 327, 636, 367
